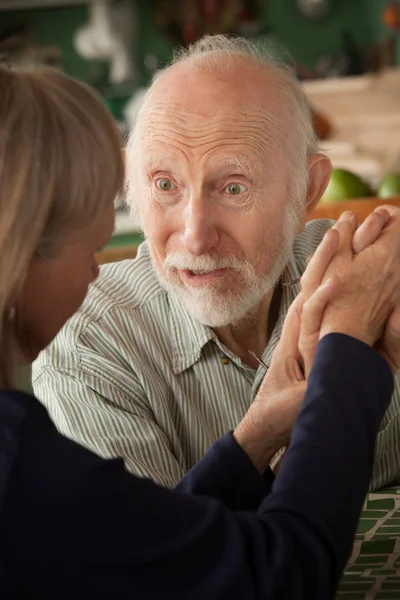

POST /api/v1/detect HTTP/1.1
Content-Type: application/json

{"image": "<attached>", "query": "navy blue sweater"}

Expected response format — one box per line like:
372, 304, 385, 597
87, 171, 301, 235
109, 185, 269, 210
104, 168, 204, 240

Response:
0, 334, 393, 599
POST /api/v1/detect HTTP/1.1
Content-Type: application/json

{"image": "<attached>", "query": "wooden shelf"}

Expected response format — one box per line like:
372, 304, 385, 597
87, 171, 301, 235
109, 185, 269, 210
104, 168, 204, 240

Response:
96, 244, 138, 266
312, 196, 400, 222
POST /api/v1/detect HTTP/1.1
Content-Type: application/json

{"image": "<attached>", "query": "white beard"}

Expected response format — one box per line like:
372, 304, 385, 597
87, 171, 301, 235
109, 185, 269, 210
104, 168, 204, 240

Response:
149, 205, 301, 327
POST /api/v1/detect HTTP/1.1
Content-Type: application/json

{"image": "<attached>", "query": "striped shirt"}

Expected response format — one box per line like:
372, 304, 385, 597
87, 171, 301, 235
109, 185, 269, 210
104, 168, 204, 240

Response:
32, 219, 400, 490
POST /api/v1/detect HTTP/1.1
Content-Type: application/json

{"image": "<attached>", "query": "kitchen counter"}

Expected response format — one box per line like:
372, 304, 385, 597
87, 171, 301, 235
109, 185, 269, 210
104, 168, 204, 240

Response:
304, 68, 400, 183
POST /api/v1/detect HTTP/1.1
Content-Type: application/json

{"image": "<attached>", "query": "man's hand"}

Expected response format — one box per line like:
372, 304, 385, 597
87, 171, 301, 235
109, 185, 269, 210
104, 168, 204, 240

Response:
233, 231, 341, 473
352, 207, 392, 254
233, 293, 306, 473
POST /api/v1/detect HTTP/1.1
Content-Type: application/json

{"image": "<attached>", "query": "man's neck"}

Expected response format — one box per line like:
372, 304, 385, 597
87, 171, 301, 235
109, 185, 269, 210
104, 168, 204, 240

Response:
214, 288, 279, 369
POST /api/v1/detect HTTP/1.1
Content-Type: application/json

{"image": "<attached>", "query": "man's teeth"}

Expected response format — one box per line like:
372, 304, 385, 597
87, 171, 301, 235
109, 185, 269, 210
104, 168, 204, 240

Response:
190, 269, 213, 275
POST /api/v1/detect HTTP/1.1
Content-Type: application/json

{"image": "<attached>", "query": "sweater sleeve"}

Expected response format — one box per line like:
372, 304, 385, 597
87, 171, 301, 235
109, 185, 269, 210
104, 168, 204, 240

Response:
175, 431, 273, 510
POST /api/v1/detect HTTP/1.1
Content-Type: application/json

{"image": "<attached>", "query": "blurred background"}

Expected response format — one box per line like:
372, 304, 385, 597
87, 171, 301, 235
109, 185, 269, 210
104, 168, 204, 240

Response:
2, 0, 400, 257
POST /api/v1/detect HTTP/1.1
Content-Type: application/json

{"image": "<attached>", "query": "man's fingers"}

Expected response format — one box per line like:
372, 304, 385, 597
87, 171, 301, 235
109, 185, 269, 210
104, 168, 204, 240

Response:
374, 205, 400, 219
284, 356, 304, 383
257, 294, 305, 395
273, 293, 304, 364
331, 210, 358, 251
302, 276, 341, 338
352, 209, 391, 254
300, 228, 339, 297
301, 211, 355, 299
299, 275, 341, 377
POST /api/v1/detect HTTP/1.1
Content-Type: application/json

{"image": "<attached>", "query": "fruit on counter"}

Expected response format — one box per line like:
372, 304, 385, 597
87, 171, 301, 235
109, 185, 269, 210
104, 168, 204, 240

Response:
319, 169, 372, 204
377, 173, 400, 198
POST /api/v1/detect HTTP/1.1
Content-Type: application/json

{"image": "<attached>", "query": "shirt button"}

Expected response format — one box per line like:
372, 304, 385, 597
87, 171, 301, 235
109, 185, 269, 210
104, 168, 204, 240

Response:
221, 356, 229, 365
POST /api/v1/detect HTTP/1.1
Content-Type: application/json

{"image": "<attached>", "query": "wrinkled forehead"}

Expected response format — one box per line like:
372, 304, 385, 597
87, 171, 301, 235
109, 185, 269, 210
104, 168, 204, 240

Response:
139, 98, 287, 169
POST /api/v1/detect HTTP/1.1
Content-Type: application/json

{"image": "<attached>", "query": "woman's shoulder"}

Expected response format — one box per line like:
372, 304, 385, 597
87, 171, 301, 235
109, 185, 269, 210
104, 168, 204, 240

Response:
0, 390, 59, 500
0, 388, 36, 429
0, 389, 46, 434
1, 388, 126, 492
1, 388, 123, 515
0, 390, 44, 516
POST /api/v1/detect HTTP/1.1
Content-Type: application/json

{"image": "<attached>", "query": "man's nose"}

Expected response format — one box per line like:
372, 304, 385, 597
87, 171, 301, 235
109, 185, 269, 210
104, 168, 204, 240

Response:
180, 193, 219, 256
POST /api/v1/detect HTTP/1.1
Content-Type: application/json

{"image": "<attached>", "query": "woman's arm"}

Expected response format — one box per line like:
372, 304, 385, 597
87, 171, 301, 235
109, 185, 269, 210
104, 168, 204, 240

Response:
5, 334, 392, 600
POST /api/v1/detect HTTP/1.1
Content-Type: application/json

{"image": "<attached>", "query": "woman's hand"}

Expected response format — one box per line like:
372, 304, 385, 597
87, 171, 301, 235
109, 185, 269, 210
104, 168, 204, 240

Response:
301, 209, 400, 375
302, 210, 400, 374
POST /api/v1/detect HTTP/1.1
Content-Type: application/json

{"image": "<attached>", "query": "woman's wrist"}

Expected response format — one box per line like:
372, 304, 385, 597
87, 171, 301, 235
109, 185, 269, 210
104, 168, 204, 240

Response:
320, 320, 373, 348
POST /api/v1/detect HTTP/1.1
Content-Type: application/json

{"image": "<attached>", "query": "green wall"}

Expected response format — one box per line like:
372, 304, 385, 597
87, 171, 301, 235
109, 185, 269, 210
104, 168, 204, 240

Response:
0, 4, 91, 81
0, 0, 173, 85
365, 0, 400, 64
264, 0, 374, 68
0, 0, 395, 90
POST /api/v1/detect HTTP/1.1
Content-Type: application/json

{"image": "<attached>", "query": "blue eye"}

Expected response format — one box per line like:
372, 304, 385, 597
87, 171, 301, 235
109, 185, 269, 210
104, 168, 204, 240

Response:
156, 178, 176, 191
224, 183, 247, 195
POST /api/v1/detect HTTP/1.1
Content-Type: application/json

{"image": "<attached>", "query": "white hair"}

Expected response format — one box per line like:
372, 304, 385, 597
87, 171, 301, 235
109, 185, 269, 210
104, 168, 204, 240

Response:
125, 34, 319, 220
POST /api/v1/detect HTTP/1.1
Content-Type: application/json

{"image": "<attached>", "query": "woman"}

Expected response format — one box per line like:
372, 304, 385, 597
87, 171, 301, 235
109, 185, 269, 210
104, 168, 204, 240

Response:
0, 65, 397, 599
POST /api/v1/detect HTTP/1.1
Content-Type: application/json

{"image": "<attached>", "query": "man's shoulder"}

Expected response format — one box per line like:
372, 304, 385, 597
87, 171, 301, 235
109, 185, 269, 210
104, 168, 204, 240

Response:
92, 240, 165, 315
294, 218, 335, 256
293, 218, 335, 272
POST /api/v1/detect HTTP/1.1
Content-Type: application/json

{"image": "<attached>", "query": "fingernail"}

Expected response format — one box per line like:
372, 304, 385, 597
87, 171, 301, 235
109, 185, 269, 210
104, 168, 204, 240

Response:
338, 210, 355, 222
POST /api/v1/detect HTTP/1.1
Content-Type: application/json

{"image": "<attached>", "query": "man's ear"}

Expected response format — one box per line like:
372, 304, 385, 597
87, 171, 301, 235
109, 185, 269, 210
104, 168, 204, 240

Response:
121, 147, 126, 167
298, 153, 332, 232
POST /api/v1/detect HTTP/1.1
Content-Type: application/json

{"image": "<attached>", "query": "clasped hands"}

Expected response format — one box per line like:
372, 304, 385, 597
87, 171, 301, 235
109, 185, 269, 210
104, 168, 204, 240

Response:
234, 206, 400, 473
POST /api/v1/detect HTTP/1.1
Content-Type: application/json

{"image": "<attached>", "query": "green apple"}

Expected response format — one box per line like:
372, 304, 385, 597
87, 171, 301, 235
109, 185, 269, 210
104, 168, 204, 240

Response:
377, 173, 400, 199
320, 169, 371, 204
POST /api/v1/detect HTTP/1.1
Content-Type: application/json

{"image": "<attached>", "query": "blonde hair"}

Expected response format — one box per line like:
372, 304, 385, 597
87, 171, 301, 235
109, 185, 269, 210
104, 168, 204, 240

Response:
0, 66, 124, 388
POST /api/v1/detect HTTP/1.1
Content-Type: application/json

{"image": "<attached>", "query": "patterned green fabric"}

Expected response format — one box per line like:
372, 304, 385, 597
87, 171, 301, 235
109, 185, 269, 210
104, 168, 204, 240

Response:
32, 219, 400, 491
338, 487, 400, 599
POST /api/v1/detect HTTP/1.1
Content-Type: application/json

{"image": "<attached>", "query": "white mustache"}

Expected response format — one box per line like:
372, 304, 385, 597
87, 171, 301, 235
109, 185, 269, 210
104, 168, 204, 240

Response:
163, 253, 249, 272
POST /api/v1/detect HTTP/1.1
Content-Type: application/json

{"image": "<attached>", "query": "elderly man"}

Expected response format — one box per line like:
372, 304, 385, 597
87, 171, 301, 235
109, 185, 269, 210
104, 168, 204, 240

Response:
33, 35, 400, 490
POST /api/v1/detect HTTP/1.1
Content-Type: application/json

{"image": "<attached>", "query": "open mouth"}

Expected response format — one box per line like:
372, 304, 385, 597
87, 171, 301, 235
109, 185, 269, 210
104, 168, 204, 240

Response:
188, 269, 214, 275
181, 268, 228, 282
